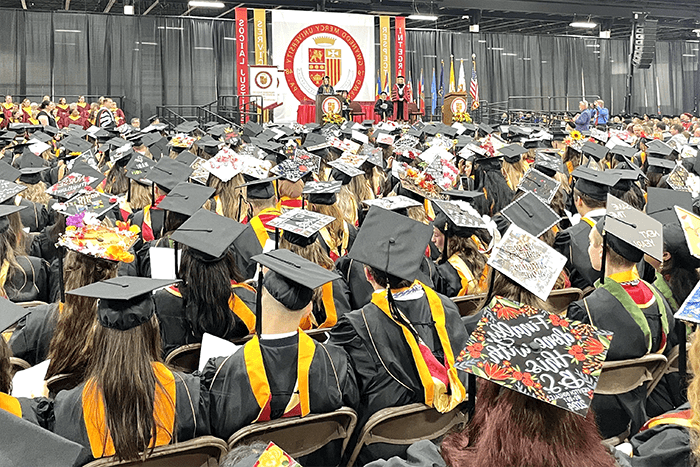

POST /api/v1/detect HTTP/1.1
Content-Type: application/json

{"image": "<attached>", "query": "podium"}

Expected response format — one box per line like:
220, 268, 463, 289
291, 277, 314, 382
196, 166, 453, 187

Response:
442, 92, 469, 125
315, 94, 343, 123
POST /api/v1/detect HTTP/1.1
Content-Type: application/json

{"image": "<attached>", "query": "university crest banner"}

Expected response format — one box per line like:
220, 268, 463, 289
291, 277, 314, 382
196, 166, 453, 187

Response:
271, 10, 375, 123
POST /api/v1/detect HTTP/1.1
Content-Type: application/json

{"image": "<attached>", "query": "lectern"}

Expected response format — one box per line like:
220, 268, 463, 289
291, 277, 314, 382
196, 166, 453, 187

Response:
442, 92, 469, 125
315, 94, 343, 124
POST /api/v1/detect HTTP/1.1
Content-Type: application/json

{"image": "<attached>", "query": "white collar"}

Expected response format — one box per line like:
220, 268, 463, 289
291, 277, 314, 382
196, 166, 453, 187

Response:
260, 330, 298, 340
584, 208, 606, 220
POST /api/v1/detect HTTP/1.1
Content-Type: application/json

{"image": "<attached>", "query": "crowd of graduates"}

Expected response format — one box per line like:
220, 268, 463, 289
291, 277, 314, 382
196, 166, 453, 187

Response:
0, 100, 700, 467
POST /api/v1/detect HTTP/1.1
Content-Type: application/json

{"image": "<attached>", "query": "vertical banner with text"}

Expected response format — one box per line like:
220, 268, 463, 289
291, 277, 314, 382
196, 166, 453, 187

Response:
379, 16, 391, 92
235, 7, 249, 122
253, 9, 267, 65
395, 16, 406, 82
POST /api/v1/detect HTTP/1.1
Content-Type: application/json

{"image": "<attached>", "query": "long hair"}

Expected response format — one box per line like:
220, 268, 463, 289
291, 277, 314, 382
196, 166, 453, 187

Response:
335, 185, 359, 226
104, 163, 129, 195
0, 338, 12, 394
661, 254, 700, 307
0, 226, 21, 297
279, 236, 334, 271
684, 329, 700, 460
46, 251, 119, 379
86, 315, 169, 462
349, 173, 374, 206
177, 247, 243, 340
501, 160, 528, 190
129, 181, 152, 211
491, 270, 552, 312
17, 181, 51, 204
473, 166, 514, 216
444, 235, 486, 281
207, 173, 246, 221
9, 212, 29, 255
308, 202, 346, 252
440, 381, 616, 467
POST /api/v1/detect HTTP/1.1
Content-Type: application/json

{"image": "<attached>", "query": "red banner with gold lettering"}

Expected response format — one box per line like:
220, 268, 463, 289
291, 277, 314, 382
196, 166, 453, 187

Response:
235, 8, 248, 122
395, 17, 406, 81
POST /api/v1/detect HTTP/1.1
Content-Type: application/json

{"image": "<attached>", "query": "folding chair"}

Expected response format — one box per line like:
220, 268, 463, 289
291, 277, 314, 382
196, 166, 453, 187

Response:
451, 294, 487, 317
16, 300, 49, 308
164, 343, 202, 374
46, 372, 83, 398
9, 357, 30, 377
345, 403, 468, 467
348, 101, 364, 122
83, 436, 228, 467
228, 407, 358, 465
546, 287, 583, 314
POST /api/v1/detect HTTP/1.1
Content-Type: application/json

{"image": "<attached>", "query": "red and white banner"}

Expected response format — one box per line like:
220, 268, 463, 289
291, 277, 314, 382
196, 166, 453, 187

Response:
235, 7, 248, 121
395, 17, 406, 80
272, 10, 375, 123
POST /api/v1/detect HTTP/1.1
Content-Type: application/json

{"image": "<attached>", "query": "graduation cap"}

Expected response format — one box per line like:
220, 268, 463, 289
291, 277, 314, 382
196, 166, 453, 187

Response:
498, 144, 528, 164
444, 190, 485, 203
666, 164, 692, 193
646, 140, 676, 158
18, 151, 49, 174
0, 161, 21, 182
581, 141, 608, 161
171, 207, 248, 260
30, 131, 53, 144
609, 144, 637, 159
125, 153, 155, 184
67, 276, 179, 331
60, 137, 93, 157
533, 151, 565, 177
58, 220, 139, 262
454, 294, 613, 416
603, 193, 663, 262
647, 156, 676, 174
674, 206, 700, 261
46, 172, 101, 200
478, 123, 495, 136
240, 175, 278, 199
175, 150, 197, 166
571, 166, 621, 201
488, 223, 567, 300
500, 192, 562, 238
0, 180, 26, 204
146, 157, 193, 191
53, 190, 118, 218
433, 199, 487, 239
303, 180, 341, 205
0, 295, 30, 334
242, 121, 264, 138
42, 125, 59, 137
196, 135, 222, 155
328, 159, 364, 184
270, 209, 335, 247
270, 153, 319, 182
348, 206, 433, 282
157, 182, 215, 217
674, 280, 700, 324
362, 195, 422, 211
517, 168, 561, 204
174, 120, 199, 134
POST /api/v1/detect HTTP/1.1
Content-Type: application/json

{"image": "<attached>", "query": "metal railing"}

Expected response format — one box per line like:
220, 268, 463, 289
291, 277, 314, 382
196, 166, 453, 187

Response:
155, 103, 239, 129
505, 95, 601, 125
217, 95, 265, 125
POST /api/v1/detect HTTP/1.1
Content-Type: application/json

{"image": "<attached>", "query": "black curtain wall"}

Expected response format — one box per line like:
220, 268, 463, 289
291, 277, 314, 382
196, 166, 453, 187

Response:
0, 9, 697, 120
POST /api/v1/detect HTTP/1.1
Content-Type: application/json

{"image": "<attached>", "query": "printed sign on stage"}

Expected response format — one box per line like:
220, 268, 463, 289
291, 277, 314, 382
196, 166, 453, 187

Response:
250, 66, 281, 109
272, 10, 375, 123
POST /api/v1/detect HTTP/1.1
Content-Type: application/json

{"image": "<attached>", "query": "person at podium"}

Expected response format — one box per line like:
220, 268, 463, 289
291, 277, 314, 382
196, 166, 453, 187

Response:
316, 75, 334, 95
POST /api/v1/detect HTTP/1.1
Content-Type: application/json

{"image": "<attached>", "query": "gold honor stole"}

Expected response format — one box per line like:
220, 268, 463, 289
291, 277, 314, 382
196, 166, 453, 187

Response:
371, 282, 466, 412
299, 282, 338, 330
319, 222, 349, 262
446, 255, 486, 296
0, 392, 22, 417
83, 362, 176, 458
214, 195, 224, 216
244, 332, 314, 422
642, 408, 693, 430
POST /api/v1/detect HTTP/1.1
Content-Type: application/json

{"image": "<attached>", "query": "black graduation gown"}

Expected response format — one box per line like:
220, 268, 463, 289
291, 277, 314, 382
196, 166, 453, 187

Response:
553, 213, 605, 290
433, 260, 483, 298
334, 255, 438, 310
153, 284, 257, 358
8, 302, 58, 366
30, 225, 61, 265
328, 287, 468, 465
307, 278, 352, 329
203, 334, 359, 466
6, 255, 51, 303
567, 280, 675, 438
17, 197, 51, 233
0, 393, 54, 429
52, 370, 209, 465
374, 99, 391, 119
128, 206, 166, 244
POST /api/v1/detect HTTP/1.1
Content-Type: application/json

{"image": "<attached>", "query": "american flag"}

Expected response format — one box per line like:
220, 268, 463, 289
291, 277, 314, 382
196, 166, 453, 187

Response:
470, 59, 479, 110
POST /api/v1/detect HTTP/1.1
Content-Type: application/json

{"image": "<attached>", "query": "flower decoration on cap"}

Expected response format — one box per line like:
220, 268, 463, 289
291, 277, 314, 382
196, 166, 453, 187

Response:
59, 214, 139, 263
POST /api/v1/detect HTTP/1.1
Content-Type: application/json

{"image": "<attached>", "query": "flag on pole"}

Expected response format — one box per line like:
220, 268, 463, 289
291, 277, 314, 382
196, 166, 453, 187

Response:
457, 59, 466, 92
419, 68, 425, 115
470, 55, 480, 110
376, 70, 381, 98
439, 60, 444, 106
384, 71, 391, 95
431, 67, 437, 117
407, 70, 414, 104
448, 56, 456, 93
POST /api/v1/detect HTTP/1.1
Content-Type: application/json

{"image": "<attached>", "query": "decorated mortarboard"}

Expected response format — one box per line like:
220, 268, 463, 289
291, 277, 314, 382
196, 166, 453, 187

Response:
581, 141, 608, 161
0, 161, 21, 182
589, 127, 609, 144
271, 151, 320, 182
674, 206, 700, 260
174, 120, 200, 134
110, 145, 135, 164
500, 192, 561, 238
303, 180, 342, 205
498, 144, 528, 164
26, 139, 51, 156
455, 294, 613, 416
681, 145, 698, 160
517, 168, 561, 204
394, 163, 444, 200
53, 190, 118, 218
533, 151, 565, 176
674, 280, 700, 324
67, 276, 179, 331
570, 166, 621, 201
249, 442, 301, 467
146, 157, 193, 191
157, 182, 215, 217
604, 193, 663, 262
362, 195, 421, 211
337, 151, 369, 168
171, 207, 248, 260
125, 153, 155, 184
646, 139, 676, 157
170, 133, 196, 149
647, 156, 676, 174
433, 199, 488, 237
424, 155, 459, 191
393, 135, 420, 152
376, 133, 396, 146
46, 173, 99, 200
204, 147, 244, 182
327, 159, 364, 179
0, 180, 26, 204
425, 134, 455, 151
269, 208, 335, 245
348, 206, 433, 282
488, 223, 567, 300
646, 187, 693, 224
58, 215, 139, 263
666, 164, 692, 193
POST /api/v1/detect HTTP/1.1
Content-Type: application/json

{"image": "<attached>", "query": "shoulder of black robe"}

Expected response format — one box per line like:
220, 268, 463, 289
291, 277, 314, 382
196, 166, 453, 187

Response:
6, 255, 50, 303
559, 220, 599, 289
333, 256, 375, 310
153, 288, 193, 359
8, 302, 59, 366
434, 261, 463, 298
622, 420, 691, 467
312, 277, 352, 327
18, 197, 50, 233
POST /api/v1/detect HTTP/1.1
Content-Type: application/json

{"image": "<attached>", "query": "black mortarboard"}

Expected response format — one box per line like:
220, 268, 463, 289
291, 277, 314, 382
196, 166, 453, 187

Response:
18, 151, 49, 174
498, 144, 528, 164
603, 193, 663, 262
67, 276, 179, 331
125, 153, 155, 184
157, 182, 215, 217
30, 131, 53, 144
610, 145, 637, 159
174, 120, 199, 134
146, 157, 193, 191
348, 206, 432, 282
646, 140, 676, 158
303, 180, 341, 205
571, 166, 620, 200
0, 161, 21, 182
171, 208, 248, 260
242, 121, 264, 138
533, 151, 565, 177
444, 190, 485, 202
517, 168, 561, 204
432, 199, 487, 238
581, 141, 608, 161
196, 135, 221, 155
646, 187, 693, 224
0, 296, 30, 333
647, 157, 676, 174
240, 175, 278, 199
60, 137, 93, 155
478, 123, 495, 136
175, 150, 197, 166
500, 192, 561, 238
42, 125, 59, 136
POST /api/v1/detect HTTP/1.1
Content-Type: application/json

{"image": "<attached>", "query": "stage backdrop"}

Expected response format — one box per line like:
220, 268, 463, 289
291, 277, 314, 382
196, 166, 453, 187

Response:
271, 10, 375, 123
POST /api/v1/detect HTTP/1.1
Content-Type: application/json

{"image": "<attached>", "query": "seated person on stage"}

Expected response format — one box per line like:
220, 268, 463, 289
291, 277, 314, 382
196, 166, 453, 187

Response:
316, 75, 334, 96
374, 92, 391, 121
329, 207, 468, 465
203, 250, 359, 466
554, 167, 617, 290
154, 209, 257, 358
52, 277, 210, 464
241, 176, 281, 249
567, 201, 676, 439
338, 90, 351, 121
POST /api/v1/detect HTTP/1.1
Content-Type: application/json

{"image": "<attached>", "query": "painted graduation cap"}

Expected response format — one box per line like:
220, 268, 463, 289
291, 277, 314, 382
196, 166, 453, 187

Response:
581, 141, 609, 161
157, 182, 215, 217
604, 193, 663, 262
270, 208, 335, 247
125, 153, 155, 183
645, 187, 692, 224
146, 157, 193, 191
57, 223, 139, 263
433, 199, 488, 238
454, 293, 613, 416
571, 166, 621, 201
674, 280, 700, 324
0, 179, 26, 203
498, 144, 528, 164
362, 195, 421, 211
674, 206, 700, 260
67, 276, 179, 331
54, 190, 118, 218
500, 192, 562, 238
517, 168, 561, 204
348, 206, 433, 282
302, 180, 342, 205
171, 207, 248, 260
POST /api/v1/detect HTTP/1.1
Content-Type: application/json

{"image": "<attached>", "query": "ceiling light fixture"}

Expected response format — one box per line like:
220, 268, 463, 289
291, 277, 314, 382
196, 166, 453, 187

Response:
188, 0, 225, 7
407, 14, 438, 21
570, 21, 597, 29
599, 30, 611, 39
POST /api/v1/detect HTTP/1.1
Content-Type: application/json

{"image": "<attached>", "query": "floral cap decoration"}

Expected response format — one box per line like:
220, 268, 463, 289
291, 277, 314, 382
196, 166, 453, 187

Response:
455, 295, 614, 417
253, 442, 300, 467
58, 213, 140, 263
